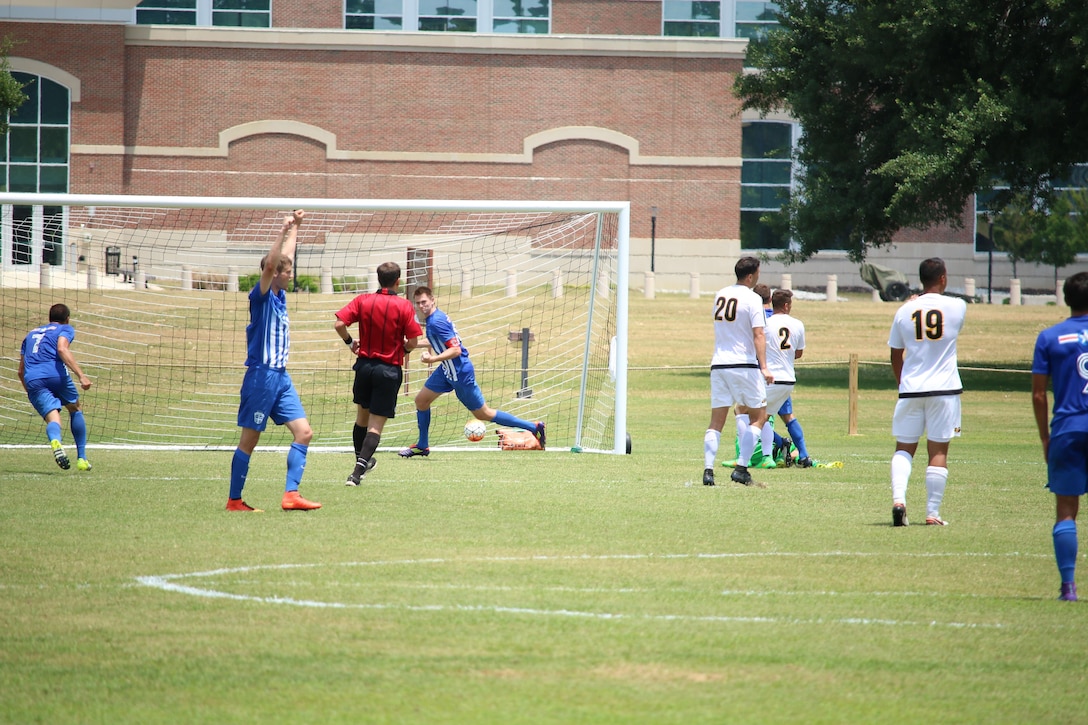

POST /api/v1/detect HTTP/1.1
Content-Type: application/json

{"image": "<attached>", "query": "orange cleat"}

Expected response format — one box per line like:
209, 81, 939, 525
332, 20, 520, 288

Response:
226, 498, 263, 512
281, 491, 321, 511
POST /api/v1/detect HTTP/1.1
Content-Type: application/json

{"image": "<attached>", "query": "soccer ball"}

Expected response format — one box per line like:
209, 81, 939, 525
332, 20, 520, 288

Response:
463, 420, 487, 442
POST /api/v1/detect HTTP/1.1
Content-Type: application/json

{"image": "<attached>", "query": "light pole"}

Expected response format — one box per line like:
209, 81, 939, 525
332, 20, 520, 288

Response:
987, 216, 994, 304
650, 206, 658, 273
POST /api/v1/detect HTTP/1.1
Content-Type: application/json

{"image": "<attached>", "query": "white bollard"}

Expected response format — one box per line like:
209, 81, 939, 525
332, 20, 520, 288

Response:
228, 266, 239, 293
461, 268, 473, 299
181, 265, 192, 291
826, 274, 838, 303
40, 262, 52, 289
1010, 278, 1021, 306
136, 270, 146, 289
506, 269, 518, 298
964, 278, 975, 297
872, 288, 882, 303
644, 271, 655, 300
690, 272, 700, 299
780, 273, 792, 291
552, 269, 563, 298
87, 265, 98, 290
1057, 279, 1064, 305
368, 269, 379, 291
320, 267, 332, 294
597, 270, 610, 297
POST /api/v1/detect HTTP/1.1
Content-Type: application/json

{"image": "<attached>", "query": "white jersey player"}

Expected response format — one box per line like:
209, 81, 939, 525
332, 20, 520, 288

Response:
887, 257, 967, 527
765, 303, 806, 415
704, 256, 773, 487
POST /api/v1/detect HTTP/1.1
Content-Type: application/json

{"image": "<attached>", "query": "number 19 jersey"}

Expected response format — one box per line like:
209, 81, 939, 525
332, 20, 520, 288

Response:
888, 293, 966, 396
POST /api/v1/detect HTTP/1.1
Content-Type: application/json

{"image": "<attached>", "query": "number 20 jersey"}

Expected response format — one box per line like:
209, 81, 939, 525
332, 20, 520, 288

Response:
887, 292, 967, 396
711, 284, 767, 367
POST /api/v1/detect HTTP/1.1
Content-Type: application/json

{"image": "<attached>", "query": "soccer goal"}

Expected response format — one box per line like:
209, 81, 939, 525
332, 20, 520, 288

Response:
0, 193, 629, 454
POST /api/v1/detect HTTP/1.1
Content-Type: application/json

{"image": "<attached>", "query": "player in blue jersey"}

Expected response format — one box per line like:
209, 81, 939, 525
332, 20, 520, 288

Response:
1032, 271, 1088, 601
399, 286, 545, 457
227, 209, 320, 512
18, 303, 93, 471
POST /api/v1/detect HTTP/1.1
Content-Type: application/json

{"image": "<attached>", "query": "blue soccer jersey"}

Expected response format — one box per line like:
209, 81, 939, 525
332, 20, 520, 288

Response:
245, 285, 290, 369
424, 308, 471, 382
1033, 315, 1088, 438
20, 322, 74, 383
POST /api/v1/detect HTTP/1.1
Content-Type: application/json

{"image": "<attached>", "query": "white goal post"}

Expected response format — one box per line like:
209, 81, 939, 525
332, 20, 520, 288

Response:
0, 193, 629, 454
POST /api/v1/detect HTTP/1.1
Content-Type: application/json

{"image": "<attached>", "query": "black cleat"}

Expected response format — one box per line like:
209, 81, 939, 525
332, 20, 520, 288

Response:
730, 465, 753, 486
774, 437, 793, 466
892, 503, 908, 527
796, 457, 813, 468
345, 456, 377, 486
703, 468, 715, 486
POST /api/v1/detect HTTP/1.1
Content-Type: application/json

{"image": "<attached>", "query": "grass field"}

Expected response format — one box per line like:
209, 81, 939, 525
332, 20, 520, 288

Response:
2, 293, 1083, 723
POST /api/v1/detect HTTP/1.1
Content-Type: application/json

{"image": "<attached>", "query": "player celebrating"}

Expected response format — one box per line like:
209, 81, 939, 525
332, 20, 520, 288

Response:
887, 257, 966, 526
334, 262, 422, 485
18, 303, 93, 471
227, 209, 321, 512
399, 286, 545, 457
704, 256, 773, 487
764, 289, 813, 467
1032, 271, 1088, 601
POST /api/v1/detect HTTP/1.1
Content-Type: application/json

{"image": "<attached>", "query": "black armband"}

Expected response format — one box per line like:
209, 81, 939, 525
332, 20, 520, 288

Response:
343, 336, 353, 346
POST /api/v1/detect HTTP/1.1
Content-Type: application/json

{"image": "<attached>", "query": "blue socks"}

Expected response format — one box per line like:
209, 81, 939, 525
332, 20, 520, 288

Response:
286, 443, 307, 493
70, 410, 87, 459
46, 421, 62, 445
417, 409, 432, 449
492, 410, 534, 432
1054, 520, 1078, 584
230, 449, 250, 500
786, 418, 809, 459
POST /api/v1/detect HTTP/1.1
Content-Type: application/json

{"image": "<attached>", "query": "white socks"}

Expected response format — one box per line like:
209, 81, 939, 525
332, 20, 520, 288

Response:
926, 466, 948, 518
704, 429, 721, 469
891, 450, 912, 504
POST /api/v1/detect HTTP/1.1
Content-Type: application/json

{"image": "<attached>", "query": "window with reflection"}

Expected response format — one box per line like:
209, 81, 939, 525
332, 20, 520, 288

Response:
663, 0, 779, 38
135, 0, 271, 27
741, 121, 793, 250
4, 72, 68, 265
346, 0, 404, 29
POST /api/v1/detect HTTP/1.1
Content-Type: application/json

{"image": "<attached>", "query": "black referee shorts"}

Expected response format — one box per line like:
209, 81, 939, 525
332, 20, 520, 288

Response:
352, 357, 403, 418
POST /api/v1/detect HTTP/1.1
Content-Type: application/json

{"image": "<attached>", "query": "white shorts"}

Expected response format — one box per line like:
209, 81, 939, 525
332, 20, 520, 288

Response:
711, 367, 767, 409
892, 395, 962, 443
765, 382, 793, 416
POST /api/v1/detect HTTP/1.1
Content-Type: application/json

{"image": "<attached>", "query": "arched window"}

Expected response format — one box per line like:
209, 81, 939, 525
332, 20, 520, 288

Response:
3, 72, 69, 268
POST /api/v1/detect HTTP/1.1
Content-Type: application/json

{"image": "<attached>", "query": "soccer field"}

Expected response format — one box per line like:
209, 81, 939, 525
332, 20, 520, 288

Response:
1, 294, 1080, 723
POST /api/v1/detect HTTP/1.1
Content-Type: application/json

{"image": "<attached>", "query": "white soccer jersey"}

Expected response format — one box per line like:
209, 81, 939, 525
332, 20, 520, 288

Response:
765, 312, 805, 383
887, 292, 967, 396
711, 284, 767, 366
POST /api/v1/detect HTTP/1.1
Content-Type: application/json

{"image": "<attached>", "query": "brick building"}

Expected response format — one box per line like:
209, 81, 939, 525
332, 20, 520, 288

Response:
0, 1, 1075, 293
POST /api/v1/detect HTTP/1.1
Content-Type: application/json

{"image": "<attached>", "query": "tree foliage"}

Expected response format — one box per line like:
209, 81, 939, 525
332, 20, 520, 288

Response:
990, 199, 1041, 278
0, 36, 27, 137
735, 1, 1088, 262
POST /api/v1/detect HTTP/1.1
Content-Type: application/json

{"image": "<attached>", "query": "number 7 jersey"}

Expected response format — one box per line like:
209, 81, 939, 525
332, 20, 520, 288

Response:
887, 292, 967, 396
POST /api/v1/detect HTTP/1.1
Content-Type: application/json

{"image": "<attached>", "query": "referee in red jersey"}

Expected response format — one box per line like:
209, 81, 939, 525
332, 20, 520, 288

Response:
334, 261, 422, 485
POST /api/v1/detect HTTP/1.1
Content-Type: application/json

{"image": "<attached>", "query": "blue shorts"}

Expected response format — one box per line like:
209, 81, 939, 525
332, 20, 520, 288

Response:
1047, 431, 1088, 497
424, 366, 486, 411
26, 375, 79, 417
778, 396, 793, 416
237, 366, 305, 432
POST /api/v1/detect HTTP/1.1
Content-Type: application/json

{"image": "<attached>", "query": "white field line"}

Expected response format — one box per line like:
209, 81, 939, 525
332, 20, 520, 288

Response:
135, 554, 1025, 629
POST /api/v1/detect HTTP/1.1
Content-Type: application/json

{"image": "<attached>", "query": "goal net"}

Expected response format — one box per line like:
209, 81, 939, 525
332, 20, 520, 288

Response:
0, 194, 629, 454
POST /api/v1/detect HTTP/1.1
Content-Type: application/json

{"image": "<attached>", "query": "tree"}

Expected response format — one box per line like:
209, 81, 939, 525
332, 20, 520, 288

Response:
0, 36, 27, 136
1029, 191, 1088, 288
991, 199, 1042, 279
734, 1, 1088, 262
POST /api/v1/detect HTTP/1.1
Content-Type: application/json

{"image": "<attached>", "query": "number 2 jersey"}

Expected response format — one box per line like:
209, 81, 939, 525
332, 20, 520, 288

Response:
765, 312, 805, 383
887, 293, 966, 397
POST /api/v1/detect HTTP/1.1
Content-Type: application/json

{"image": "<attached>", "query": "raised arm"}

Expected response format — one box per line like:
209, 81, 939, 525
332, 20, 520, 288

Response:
260, 209, 304, 294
